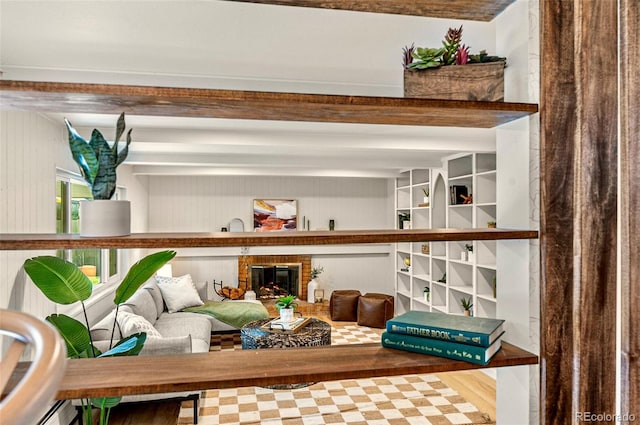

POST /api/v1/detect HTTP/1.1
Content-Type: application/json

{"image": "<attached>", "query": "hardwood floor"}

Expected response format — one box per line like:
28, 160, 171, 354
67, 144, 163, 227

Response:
436, 370, 497, 421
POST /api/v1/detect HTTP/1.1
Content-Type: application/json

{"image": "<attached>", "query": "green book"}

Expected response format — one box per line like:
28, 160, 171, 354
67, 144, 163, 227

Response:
381, 331, 503, 366
386, 310, 504, 347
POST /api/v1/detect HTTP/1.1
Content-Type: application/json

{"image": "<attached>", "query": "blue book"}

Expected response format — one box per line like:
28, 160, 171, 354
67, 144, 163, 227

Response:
381, 331, 504, 366
386, 310, 504, 347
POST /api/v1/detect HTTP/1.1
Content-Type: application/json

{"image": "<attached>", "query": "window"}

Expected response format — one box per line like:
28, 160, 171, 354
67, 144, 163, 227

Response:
56, 171, 121, 286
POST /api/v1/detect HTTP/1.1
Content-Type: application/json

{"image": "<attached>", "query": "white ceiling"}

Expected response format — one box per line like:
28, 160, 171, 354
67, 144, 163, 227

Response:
0, 1, 498, 178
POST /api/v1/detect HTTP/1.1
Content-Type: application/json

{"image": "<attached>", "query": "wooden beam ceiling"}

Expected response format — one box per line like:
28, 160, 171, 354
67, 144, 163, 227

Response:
229, 0, 516, 21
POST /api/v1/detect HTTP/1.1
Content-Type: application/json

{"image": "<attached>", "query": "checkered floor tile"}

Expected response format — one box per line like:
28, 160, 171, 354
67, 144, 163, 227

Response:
331, 324, 382, 345
178, 323, 493, 425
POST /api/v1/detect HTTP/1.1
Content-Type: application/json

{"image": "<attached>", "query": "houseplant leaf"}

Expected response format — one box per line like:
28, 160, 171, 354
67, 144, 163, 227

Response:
114, 250, 177, 304
24, 256, 92, 304
46, 314, 94, 358
89, 129, 118, 199
92, 396, 122, 410
98, 333, 147, 358
65, 118, 99, 185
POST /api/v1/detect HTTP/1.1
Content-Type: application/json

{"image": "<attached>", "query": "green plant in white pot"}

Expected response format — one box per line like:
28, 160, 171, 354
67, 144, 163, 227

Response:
65, 112, 132, 237
275, 294, 298, 321
24, 249, 176, 425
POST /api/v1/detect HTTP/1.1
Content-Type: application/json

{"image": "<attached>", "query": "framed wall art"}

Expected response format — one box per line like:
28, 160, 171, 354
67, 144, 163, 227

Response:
253, 199, 297, 232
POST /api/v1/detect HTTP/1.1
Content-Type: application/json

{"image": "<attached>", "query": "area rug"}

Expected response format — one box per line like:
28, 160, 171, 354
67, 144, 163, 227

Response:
178, 323, 495, 425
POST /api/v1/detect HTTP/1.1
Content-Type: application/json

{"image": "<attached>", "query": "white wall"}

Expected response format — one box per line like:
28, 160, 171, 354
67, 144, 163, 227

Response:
495, 1, 540, 424
147, 175, 396, 297
0, 111, 66, 314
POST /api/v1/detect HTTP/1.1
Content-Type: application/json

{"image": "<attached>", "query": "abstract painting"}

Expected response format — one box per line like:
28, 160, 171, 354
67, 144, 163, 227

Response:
253, 199, 297, 232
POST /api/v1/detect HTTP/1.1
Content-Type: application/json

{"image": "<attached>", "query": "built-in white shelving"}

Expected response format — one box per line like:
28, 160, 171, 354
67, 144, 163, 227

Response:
394, 153, 498, 319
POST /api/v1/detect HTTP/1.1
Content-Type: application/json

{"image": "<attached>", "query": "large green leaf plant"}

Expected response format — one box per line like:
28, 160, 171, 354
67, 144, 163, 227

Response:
65, 112, 132, 200
24, 250, 176, 425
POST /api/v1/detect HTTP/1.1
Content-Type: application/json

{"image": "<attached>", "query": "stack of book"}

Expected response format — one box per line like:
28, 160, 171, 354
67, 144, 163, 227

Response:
381, 310, 505, 365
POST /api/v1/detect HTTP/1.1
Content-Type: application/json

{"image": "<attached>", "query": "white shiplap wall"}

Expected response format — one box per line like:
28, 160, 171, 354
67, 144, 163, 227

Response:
0, 111, 69, 314
148, 175, 396, 296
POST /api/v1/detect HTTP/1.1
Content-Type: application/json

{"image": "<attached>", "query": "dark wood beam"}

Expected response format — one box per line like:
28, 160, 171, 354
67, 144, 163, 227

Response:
541, 1, 618, 423
228, 0, 516, 21
620, 0, 640, 417
0, 228, 538, 250
6, 343, 537, 400
0, 81, 538, 129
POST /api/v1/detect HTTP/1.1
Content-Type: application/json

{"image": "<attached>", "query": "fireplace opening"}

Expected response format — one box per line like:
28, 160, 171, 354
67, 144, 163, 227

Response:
250, 263, 301, 299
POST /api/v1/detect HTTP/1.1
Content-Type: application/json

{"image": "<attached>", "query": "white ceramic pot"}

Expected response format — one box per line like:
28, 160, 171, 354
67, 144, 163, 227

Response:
80, 200, 131, 237
460, 251, 467, 261
307, 279, 318, 303
280, 307, 294, 322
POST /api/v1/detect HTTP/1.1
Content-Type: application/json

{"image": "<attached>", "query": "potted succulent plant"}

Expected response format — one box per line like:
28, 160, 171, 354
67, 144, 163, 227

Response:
402, 25, 506, 101
465, 243, 475, 262
23, 249, 176, 425
461, 297, 474, 316
275, 294, 298, 321
65, 112, 133, 237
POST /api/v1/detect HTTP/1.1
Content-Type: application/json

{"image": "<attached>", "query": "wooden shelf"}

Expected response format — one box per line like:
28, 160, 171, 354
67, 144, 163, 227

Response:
6, 342, 537, 400
0, 80, 538, 129
231, 0, 516, 21
0, 228, 538, 250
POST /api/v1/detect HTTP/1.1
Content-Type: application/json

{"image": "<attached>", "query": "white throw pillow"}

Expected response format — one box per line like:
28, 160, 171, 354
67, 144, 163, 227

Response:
155, 273, 204, 313
116, 311, 162, 339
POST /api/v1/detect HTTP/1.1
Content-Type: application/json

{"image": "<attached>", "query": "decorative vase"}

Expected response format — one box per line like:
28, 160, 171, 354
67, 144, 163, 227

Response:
460, 251, 467, 261
80, 200, 131, 237
423, 196, 430, 204
467, 252, 475, 263
307, 279, 318, 303
403, 61, 505, 101
280, 307, 294, 321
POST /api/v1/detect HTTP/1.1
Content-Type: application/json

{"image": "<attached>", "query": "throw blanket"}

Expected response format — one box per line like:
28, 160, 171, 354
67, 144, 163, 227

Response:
184, 301, 269, 329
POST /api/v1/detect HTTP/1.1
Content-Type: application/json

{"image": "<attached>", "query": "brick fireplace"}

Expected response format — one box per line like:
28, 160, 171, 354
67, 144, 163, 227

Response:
238, 255, 311, 299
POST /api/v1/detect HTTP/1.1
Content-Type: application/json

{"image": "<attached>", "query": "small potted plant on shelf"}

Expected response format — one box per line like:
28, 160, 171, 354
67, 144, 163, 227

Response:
65, 112, 133, 237
487, 221, 497, 228
421, 187, 430, 206
423, 286, 430, 302
465, 243, 474, 262
275, 294, 298, 321
461, 297, 473, 316
307, 266, 324, 303
402, 25, 506, 101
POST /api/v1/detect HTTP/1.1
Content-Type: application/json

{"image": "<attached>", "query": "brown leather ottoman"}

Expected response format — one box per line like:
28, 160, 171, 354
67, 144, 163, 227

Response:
357, 293, 394, 328
329, 290, 361, 321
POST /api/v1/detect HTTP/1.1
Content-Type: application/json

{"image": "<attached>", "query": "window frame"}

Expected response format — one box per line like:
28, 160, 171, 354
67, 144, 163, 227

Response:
56, 168, 123, 288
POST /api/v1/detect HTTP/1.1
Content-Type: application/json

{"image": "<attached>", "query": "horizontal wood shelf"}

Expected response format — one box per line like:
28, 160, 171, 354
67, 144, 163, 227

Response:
7, 342, 537, 400
232, 0, 516, 21
0, 228, 538, 250
0, 80, 538, 128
